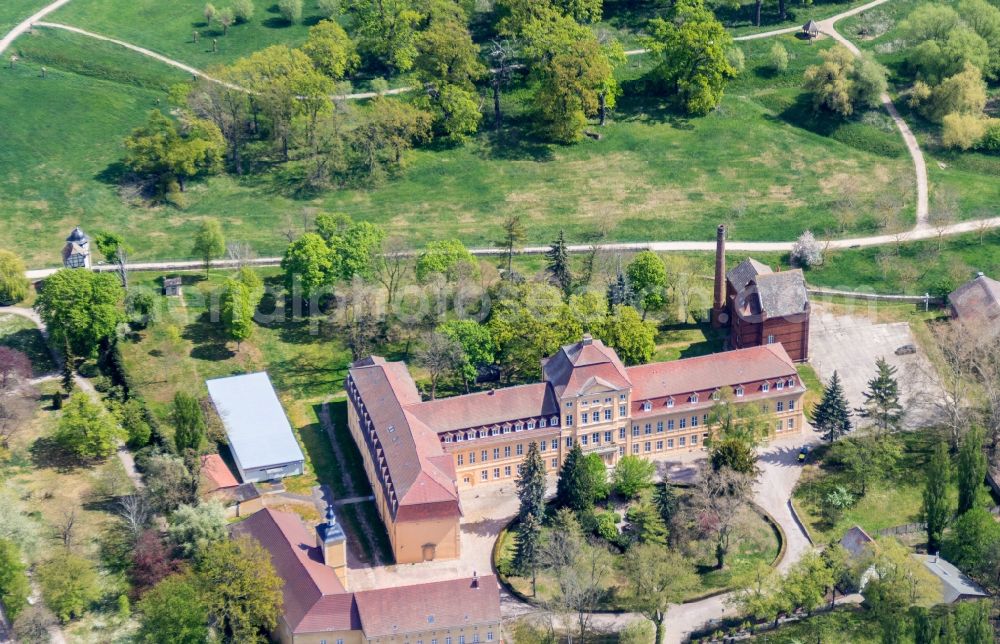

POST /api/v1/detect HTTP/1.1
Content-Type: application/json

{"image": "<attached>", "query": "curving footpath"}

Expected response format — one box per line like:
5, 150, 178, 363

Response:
0, 0, 73, 55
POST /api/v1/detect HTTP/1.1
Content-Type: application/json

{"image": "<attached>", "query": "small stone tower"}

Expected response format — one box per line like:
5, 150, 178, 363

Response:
62, 226, 91, 269
316, 503, 347, 588
711, 224, 727, 328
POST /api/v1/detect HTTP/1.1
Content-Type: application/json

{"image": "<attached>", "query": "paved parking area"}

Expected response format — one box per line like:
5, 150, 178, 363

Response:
809, 306, 941, 428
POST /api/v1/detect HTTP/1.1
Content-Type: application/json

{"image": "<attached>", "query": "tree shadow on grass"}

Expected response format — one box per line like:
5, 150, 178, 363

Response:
615, 78, 695, 128
29, 436, 82, 472
95, 161, 130, 186
183, 311, 235, 362
481, 122, 555, 162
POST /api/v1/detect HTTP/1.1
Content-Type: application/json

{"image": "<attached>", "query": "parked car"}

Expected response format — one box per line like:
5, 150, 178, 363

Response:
895, 344, 916, 355
798, 446, 809, 463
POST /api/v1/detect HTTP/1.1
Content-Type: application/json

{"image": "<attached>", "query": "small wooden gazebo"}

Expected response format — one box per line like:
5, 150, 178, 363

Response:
802, 20, 820, 39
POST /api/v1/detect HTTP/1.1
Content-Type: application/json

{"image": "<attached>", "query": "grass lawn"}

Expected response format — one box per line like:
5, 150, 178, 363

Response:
0, 380, 138, 639
47, 0, 329, 69
796, 363, 823, 421
0, 0, 50, 33
496, 498, 780, 607
0, 29, 913, 267
653, 323, 726, 362
0, 312, 56, 376
792, 430, 955, 544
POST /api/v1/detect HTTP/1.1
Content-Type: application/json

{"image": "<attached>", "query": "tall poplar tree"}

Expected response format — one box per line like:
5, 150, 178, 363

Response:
923, 440, 952, 553
957, 425, 987, 515
813, 371, 853, 442
856, 358, 904, 435
545, 230, 572, 297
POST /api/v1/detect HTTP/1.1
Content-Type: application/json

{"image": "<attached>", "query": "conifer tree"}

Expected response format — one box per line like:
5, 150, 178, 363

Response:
172, 392, 206, 452
923, 440, 951, 553
606, 269, 634, 309
627, 502, 668, 546
513, 442, 546, 588
813, 371, 852, 442
653, 480, 678, 526
957, 426, 987, 515
61, 339, 75, 395
856, 358, 904, 435
556, 443, 594, 513
545, 230, 572, 297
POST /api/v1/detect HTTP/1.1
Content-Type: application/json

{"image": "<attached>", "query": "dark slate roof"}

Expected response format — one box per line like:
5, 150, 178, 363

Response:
839, 525, 875, 559
163, 277, 183, 287
66, 226, 88, 243
726, 258, 772, 291
949, 274, 1000, 328
754, 270, 809, 318
804, 20, 820, 33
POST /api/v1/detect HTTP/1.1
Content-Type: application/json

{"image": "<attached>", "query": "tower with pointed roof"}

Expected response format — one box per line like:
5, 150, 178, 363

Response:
316, 503, 348, 587
62, 226, 91, 269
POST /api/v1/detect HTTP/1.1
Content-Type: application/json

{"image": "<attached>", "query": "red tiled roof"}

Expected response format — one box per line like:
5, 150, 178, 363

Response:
543, 336, 632, 397
232, 509, 499, 637
354, 575, 501, 638
348, 360, 460, 513
200, 453, 238, 492
407, 382, 558, 433
627, 344, 797, 402
230, 509, 358, 634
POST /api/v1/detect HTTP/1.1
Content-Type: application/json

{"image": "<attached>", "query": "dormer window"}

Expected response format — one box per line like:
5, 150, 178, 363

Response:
456, 433, 464, 442
762, 382, 770, 392
515, 423, 523, 431
503, 425, 511, 434
667, 397, 674, 408
527, 420, 535, 430
551, 416, 559, 426
776, 380, 784, 390
689, 393, 699, 404
478, 430, 485, 438
642, 401, 652, 412
539, 418, 547, 428
444, 435, 452, 443
735, 385, 745, 397
712, 389, 721, 401
466, 431, 474, 440
787, 377, 796, 388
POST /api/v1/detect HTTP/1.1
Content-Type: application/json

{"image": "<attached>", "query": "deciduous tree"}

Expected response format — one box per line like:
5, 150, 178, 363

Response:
957, 425, 987, 515
416, 332, 463, 399
168, 502, 227, 559
923, 440, 952, 553
0, 539, 29, 620
436, 319, 495, 392
621, 542, 699, 644
54, 392, 123, 460
123, 111, 225, 193
0, 249, 29, 304
302, 19, 359, 80
347, 0, 423, 72
625, 251, 667, 318
192, 219, 225, 274
35, 269, 124, 357
281, 232, 334, 302
415, 239, 477, 283
644, 0, 736, 115
197, 536, 283, 641
37, 552, 101, 622
613, 455, 656, 499
137, 572, 210, 644
220, 278, 254, 348
597, 305, 655, 366
804, 46, 887, 117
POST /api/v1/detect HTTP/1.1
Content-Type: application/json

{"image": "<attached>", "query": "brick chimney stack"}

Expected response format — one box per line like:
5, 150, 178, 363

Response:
712, 225, 727, 328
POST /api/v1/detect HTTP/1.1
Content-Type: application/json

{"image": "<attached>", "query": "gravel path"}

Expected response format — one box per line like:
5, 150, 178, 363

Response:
0, 0, 73, 55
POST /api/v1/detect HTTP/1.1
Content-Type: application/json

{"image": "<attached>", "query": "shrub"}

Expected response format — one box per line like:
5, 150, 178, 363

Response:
12, 605, 56, 643
278, 0, 302, 23
125, 290, 158, 328
167, 501, 227, 559
791, 230, 824, 267
317, 0, 339, 17
0, 539, 29, 620
726, 47, 746, 75
37, 552, 101, 622
53, 392, 123, 460
941, 113, 988, 150
979, 120, 1000, 151
768, 42, 789, 73
232, 0, 254, 22
594, 511, 619, 542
